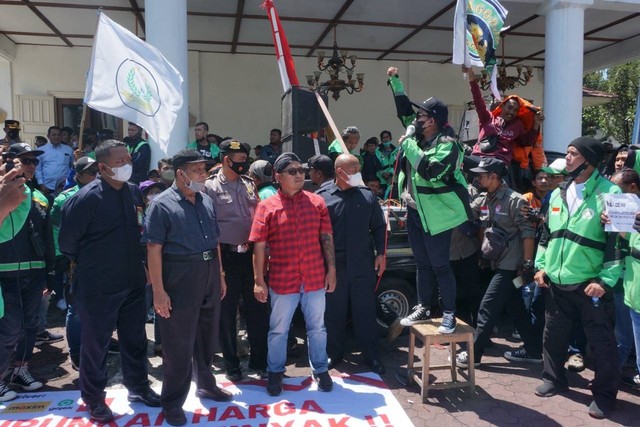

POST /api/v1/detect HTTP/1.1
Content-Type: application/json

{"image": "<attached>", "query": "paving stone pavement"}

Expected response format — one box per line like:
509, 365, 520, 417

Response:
26, 309, 640, 426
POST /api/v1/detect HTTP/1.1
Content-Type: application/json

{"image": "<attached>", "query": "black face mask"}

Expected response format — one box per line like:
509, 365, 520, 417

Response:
413, 119, 424, 139
229, 159, 249, 175
8, 130, 19, 139
568, 162, 589, 179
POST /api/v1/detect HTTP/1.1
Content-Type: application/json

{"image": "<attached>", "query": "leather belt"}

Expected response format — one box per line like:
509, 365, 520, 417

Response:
163, 250, 216, 262
220, 243, 253, 253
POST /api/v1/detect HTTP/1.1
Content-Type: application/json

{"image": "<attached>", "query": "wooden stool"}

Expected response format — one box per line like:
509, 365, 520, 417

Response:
407, 318, 475, 402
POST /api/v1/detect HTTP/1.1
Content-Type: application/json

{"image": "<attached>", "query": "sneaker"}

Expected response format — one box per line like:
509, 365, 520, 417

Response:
69, 354, 80, 371
567, 352, 585, 372
455, 351, 480, 369
400, 304, 431, 327
622, 374, 640, 389
504, 347, 543, 364
588, 400, 611, 419
34, 330, 64, 346
108, 339, 120, 354
438, 312, 457, 334
56, 298, 68, 311
5, 365, 43, 391
535, 381, 568, 397
225, 368, 242, 382
0, 381, 17, 402
313, 371, 333, 392
512, 329, 521, 340
266, 372, 284, 396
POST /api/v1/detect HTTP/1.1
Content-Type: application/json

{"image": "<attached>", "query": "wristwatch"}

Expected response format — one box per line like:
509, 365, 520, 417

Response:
522, 259, 534, 270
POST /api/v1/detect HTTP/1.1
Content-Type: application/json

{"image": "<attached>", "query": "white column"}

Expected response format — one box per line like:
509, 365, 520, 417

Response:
539, 0, 593, 154
145, 0, 189, 165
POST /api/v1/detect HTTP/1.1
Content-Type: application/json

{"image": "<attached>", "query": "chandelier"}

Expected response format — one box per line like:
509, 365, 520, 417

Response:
306, 25, 364, 101
477, 36, 534, 93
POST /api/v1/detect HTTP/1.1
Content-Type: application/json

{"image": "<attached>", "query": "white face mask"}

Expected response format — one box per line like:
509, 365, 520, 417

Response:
181, 170, 205, 193
107, 164, 132, 182
147, 194, 158, 203
161, 170, 175, 181
346, 172, 365, 188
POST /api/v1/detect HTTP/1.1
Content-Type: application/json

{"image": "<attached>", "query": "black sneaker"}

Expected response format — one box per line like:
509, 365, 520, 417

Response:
69, 354, 80, 371
34, 330, 64, 346
225, 368, 242, 382
313, 371, 333, 392
400, 304, 431, 326
5, 365, 43, 391
622, 374, 640, 389
266, 372, 284, 396
535, 381, 568, 397
0, 380, 17, 402
504, 347, 543, 364
438, 311, 456, 334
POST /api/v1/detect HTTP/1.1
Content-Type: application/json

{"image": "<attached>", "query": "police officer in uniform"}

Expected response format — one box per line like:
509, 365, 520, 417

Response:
145, 149, 231, 426
205, 139, 269, 381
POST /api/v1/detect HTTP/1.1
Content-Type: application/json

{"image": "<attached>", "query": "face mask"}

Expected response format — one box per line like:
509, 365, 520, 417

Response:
161, 170, 175, 181
147, 194, 158, 203
383, 141, 392, 148
346, 172, 365, 188
568, 161, 589, 179
229, 159, 249, 175
106, 164, 132, 182
181, 170, 205, 193
7, 130, 19, 139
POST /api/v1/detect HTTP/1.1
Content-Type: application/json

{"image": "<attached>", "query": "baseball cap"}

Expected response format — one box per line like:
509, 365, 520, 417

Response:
248, 160, 273, 183
74, 156, 97, 173
172, 149, 207, 169
470, 157, 506, 175
307, 154, 334, 177
411, 97, 449, 126
139, 180, 167, 194
6, 142, 43, 158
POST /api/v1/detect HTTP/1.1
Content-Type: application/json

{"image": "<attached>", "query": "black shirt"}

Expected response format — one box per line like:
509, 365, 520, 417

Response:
317, 182, 386, 277
59, 176, 146, 296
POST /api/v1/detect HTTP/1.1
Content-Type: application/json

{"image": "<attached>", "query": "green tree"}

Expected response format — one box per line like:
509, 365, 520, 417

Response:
582, 60, 640, 144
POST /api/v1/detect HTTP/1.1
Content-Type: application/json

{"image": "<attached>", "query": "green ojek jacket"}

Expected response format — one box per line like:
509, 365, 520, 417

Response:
536, 170, 622, 287
375, 145, 399, 186
618, 233, 640, 312
51, 184, 80, 257
388, 73, 471, 235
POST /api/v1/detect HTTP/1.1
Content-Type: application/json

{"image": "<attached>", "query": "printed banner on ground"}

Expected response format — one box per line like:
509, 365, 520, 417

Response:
0, 373, 414, 427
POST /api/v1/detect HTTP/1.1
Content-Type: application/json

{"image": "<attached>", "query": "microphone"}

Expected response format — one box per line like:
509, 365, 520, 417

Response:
402, 125, 415, 139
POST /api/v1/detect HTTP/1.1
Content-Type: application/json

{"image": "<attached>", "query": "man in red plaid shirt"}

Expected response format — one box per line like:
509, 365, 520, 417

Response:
250, 152, 336, 397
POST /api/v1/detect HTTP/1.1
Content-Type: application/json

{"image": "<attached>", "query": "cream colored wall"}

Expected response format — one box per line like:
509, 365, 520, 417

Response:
10, 45, 545, 156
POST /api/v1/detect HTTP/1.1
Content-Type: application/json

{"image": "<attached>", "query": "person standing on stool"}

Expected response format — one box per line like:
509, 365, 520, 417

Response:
317, 153, 387, 373
59, 140, 160, 424
205, 139, 269, 382
145, 149, 232, 426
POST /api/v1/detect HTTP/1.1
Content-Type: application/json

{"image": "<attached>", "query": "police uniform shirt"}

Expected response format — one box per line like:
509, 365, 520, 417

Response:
143, 184, 220, 255
205, 172, 258, 245
316, 182, 386, 277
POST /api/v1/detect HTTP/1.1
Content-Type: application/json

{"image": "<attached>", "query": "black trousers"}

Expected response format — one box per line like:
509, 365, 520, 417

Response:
473, 269, 542, 361
543, 283, 618, 411
452, 251, 483, 327
159, 257, 221, 410
325, 268, 378, 362
75, 286, 148, 405
219, 250, 269, 371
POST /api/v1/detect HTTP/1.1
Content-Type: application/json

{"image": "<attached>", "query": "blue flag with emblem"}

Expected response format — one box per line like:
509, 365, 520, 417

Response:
453, 0, 508, 100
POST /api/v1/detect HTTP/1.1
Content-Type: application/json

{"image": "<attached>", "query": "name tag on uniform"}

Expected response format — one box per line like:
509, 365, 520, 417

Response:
551, 207, 560, 215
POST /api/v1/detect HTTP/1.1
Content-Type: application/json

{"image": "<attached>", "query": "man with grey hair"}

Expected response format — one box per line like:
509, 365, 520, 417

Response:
328, 126, 360, 161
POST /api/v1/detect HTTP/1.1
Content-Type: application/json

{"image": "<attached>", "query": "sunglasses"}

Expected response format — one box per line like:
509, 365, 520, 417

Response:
19, 157, 39, 166
282, 167, 306, 176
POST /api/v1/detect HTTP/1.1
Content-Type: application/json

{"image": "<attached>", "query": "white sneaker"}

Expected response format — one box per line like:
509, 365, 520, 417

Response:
56, 298, 68, 311
455, 351, 481, 368
0, 380, 17, 402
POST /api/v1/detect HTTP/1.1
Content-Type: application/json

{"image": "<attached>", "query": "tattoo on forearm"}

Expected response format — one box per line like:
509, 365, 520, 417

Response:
320, 233, 335, 269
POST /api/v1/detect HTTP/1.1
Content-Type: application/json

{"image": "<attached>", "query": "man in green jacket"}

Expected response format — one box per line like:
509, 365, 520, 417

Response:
386, 67, 471, 334
328, 126, 360, 161
534, 136, 621, 419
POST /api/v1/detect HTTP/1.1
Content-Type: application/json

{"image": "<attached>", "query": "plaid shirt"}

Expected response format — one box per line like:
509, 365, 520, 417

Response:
249, 189, 332, 294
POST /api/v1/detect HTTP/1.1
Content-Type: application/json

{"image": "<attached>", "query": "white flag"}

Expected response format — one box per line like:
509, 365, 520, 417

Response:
84, 12, 183, 152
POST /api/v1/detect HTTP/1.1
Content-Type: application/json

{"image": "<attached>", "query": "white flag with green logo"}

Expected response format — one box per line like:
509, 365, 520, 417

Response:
84, 11, 183, 151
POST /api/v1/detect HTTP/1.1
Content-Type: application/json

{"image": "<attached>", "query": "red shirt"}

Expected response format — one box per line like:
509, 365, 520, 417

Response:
249, 189, 333, 294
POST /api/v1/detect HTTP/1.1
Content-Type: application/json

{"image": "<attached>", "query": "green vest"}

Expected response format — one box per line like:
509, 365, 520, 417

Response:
127, 138, 148, 154
375, 146, 399, 185
51, 185, 79, 257
535, 170, 622, 287
397, 134, 471, 235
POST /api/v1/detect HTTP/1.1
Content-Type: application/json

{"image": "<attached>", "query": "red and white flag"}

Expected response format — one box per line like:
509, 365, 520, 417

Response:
262, 0, 299, 91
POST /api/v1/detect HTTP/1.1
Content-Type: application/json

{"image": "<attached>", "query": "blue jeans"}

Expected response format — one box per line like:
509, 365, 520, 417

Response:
66, 303, 81, 358
614, 291, 634, 369
0, 271, 46, 373
628, 307, 640, 374
406, 207, 456, 312
268, 287, 328, 374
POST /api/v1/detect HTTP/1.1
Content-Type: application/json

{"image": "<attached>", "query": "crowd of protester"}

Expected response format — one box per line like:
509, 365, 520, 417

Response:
0, 63, 639, 424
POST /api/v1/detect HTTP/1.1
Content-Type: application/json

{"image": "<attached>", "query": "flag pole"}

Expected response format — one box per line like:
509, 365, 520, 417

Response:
77, 103, 87, 151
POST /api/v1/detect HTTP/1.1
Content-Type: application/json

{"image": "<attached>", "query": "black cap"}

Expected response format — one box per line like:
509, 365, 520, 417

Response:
255, 144, 263, 150
74, 156, 97, 173
4, 120, 20, 130
569, 136, 605, 167
219, 139, 250, 155
274, 152, 301, 173
6, 142, 43, 158
307, 154, 334, 177
172, 149, 207, 169
411, 97, 448, 126
470, 157, 506, 175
